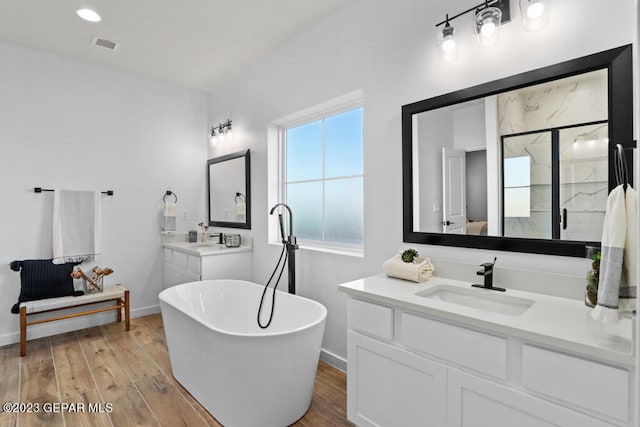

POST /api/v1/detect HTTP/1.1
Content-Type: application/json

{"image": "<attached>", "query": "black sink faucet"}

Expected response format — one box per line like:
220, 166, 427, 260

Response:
471, 257, 505, 292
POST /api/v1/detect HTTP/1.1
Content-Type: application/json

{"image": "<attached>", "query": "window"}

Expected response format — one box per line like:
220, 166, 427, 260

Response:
503, 156, 531, 217
273, 95, 364, 255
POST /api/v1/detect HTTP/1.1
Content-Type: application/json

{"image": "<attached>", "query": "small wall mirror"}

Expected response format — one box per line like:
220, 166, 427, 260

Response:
208, 149, 251, 229
402, 45, 633, 257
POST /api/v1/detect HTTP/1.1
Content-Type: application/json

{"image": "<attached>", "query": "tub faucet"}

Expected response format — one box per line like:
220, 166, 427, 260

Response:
471, 257, 505, 292
269, 203, 298, 294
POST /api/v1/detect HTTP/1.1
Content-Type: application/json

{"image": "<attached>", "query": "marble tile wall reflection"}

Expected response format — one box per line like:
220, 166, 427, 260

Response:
498, 70, 608, 135
499, 71, 608, 241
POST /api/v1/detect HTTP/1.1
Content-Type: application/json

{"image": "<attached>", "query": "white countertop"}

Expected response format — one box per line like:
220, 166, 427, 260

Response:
338, 274, 635, 367
163, 241, 253, 257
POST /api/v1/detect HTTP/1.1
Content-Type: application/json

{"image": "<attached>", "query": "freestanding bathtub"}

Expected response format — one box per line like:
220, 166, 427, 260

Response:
158, 280, 327, 427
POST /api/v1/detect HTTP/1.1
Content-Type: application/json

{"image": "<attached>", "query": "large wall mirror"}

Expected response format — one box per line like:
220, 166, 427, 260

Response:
208, 149, 251, 229
402, 45, 633, 257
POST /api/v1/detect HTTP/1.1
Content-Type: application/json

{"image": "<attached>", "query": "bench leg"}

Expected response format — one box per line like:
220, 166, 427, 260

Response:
20, 306, 27, 357
124, 290, 130, 331
116, 299, 122, 323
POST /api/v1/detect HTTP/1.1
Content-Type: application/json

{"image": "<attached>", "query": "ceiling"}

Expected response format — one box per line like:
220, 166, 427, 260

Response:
0, 0, 351, 92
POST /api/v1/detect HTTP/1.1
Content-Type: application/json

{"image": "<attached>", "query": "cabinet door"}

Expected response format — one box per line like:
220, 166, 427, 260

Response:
201, 252, 252, 280
163, 265, 182, 289
447, 369, 615, 427
347, 331, 446, 427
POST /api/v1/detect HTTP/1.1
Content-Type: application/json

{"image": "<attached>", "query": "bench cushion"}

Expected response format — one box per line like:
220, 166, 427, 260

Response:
21, 285, 126, 314
10, 259, 82, 314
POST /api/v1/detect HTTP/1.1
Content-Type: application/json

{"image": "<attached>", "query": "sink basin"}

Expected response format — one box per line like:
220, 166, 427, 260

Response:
415, 285, 534, 317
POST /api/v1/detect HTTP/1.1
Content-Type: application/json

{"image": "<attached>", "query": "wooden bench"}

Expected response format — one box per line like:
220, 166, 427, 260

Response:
19, 285, 129, 356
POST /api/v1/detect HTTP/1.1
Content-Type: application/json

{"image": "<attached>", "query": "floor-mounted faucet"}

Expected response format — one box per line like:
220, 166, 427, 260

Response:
471, 257, 505, 292
269, 203, 299, 294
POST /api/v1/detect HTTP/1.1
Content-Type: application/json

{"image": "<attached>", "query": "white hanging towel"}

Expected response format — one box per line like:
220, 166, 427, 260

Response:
162, 202, 176, 231
591, 185, 638, 323
52, 190, 101, 264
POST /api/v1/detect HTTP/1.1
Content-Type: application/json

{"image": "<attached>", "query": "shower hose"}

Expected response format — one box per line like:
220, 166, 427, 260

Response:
257, 242, 288, 329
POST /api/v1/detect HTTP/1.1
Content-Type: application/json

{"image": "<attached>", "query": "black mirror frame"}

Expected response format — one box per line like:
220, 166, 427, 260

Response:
402, 45, 633, 257
207, 149, 251, 229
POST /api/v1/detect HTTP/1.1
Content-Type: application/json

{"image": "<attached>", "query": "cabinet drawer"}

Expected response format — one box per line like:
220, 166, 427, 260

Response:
400, 313, 507, 379
348, 299, 393, 340
522, 345, 629, 422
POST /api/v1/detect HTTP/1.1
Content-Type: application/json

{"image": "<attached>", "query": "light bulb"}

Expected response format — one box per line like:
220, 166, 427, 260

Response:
527, 1, 545, 19
520, 0, 550, 31
480, 21, 496, 37
76, 8, 101, 22
442, 38, 456, 53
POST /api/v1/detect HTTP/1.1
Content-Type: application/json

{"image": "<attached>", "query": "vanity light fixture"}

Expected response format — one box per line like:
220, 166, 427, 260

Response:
519, 0, 551, 31
210, 119, 233, 146
76, 8, 101, 22
436, 0, 551, 59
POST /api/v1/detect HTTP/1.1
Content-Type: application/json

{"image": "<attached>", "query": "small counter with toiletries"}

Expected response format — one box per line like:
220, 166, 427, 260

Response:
339, 274, 636, 427
162, 233, 252, 288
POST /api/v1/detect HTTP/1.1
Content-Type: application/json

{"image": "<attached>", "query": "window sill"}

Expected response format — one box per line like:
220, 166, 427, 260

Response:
269, 240, 364, 258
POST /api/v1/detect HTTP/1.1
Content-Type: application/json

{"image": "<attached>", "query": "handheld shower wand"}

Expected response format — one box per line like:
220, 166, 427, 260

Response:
258, 204, 299, 329
278, 214, 286, 244
269, 203, 298, 294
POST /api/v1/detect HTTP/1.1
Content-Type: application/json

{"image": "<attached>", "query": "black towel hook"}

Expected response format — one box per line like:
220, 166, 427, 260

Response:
614, 144, 629, 191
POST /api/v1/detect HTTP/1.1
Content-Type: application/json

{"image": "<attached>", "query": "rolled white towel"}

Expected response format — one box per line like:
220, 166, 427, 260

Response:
383, 254, 434, 283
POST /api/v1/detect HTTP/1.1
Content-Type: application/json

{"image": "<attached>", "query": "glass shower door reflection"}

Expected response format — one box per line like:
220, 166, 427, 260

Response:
502, 132, 553, 239
558, 124, 609, 241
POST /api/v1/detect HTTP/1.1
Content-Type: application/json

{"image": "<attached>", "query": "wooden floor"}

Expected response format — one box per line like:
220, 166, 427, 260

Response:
0, 314, 351, 427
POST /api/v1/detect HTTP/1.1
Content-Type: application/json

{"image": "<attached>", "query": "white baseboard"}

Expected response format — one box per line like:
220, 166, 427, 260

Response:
320, 348, 347, 372
0, 304, 160, 348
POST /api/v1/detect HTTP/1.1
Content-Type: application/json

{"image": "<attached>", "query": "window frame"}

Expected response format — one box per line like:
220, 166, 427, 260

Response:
273, 92, 364, 256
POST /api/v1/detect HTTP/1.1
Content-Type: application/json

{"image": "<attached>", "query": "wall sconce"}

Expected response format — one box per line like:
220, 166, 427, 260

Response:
210, 119, 233, 146
436, 0, 550, 59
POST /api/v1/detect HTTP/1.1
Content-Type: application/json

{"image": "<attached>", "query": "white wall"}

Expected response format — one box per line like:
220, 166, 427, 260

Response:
0, 41, 207, 344
209, 0, 637, 364
416, 108, 454, 232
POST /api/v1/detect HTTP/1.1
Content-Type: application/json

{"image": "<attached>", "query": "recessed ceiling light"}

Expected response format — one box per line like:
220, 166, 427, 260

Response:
76, 8, 101, 22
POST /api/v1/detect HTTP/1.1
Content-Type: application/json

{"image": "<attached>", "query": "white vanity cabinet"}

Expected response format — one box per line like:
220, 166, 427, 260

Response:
163, 243, 252, 288
344, 294, 634, 427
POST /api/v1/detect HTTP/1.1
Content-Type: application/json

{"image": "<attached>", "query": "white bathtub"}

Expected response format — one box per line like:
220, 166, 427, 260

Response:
159, 280, 327, 427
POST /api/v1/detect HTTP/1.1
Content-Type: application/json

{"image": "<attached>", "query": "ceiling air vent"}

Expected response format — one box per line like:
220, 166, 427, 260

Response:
91, 36, 120, 51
